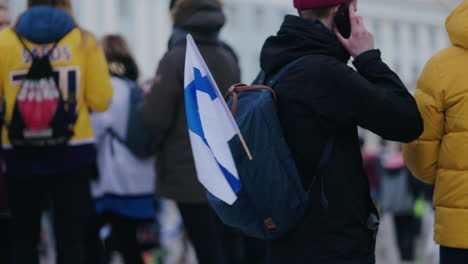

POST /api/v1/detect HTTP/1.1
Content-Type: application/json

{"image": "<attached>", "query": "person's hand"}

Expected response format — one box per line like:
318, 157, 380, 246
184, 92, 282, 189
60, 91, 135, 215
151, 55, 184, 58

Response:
335, 6, 374, 58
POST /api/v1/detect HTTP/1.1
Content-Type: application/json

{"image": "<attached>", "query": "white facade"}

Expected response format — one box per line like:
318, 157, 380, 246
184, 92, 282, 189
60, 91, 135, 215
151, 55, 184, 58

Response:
3, 0, 463, 150
4, 0, 460, 82
4, 0, 172, 80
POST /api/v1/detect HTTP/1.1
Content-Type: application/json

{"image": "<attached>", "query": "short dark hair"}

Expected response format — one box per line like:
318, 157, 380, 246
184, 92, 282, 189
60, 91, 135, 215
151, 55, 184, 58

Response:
298, 6, 335, 19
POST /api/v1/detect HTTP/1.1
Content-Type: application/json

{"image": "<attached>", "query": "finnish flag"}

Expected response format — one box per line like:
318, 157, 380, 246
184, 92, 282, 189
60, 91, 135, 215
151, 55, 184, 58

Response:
184, 35, 241, 205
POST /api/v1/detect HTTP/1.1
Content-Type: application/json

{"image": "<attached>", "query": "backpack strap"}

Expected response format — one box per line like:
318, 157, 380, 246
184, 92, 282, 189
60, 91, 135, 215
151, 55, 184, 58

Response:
107, 128, 125, 144
225, 84, 277, 116
105, 79, 140, 148
46, 42, 60, 57
67, 73, 78, 125
14, 30, 77, 125
225, 56, 309, 116
15, 31, 34, 58
14, 30, 60, 59
257, 56, 308, 87
262, 55, 336, 207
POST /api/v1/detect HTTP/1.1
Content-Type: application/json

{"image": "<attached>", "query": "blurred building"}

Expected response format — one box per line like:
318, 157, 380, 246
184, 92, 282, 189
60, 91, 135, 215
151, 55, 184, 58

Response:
4, 0, 172, 81
3, 0, 463, 150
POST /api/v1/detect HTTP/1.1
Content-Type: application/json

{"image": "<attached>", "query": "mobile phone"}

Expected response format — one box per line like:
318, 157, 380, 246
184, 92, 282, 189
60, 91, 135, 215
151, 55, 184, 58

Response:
334, 3, 351, 39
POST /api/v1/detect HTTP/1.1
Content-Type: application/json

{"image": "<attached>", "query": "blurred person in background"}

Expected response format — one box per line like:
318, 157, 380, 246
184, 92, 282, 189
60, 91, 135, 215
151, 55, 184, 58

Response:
404, 1, 468, 263
0, 3, 10, 30
379, 148, 422, 263
0, 0, 113, 263
141, 0, 254, 263
258, 0, 423, 263
87, 34, 156, 264
360, 137, 380, 202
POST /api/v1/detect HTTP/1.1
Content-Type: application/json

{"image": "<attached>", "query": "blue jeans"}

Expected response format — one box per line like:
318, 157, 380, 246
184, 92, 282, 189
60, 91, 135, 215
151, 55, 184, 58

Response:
440, 246, 468, 264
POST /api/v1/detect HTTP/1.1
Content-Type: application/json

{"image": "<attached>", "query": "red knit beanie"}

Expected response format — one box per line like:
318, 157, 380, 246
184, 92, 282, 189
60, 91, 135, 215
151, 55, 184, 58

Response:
294, 0, 352, 9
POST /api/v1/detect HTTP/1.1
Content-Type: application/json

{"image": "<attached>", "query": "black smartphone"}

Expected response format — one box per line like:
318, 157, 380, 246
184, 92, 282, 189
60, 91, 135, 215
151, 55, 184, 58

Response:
334, 3, 351, 39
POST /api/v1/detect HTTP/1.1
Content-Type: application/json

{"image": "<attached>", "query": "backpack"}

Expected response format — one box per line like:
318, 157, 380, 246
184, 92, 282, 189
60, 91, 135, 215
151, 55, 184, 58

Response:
208, 57, 335, 240
107, 79, 159, 159
7, 32, 76, 152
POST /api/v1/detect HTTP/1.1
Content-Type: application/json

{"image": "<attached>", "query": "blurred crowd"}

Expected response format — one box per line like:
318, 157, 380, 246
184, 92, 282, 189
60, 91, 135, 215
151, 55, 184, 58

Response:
361, 140, 435, 264
1, 0, 468, 264
0, 1, 264, 263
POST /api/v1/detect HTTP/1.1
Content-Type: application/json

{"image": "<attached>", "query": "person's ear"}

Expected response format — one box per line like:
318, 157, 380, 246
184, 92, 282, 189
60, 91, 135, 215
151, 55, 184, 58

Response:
330, 5, 341, 18
297, 9, 303, 17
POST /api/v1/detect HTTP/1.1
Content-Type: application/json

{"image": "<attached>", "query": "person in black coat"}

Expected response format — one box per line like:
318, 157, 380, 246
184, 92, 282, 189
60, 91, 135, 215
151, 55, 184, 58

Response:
261, 0, 423, 263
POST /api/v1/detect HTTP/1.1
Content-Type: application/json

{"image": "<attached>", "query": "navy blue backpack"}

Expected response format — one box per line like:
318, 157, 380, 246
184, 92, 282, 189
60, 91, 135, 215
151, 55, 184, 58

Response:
207, 57, 335, 240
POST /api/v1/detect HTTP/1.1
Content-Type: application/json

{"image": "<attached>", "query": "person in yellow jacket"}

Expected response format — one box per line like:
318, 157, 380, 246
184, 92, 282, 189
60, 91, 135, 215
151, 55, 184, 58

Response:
403, 1, 468, 263
0, 0, 113, 263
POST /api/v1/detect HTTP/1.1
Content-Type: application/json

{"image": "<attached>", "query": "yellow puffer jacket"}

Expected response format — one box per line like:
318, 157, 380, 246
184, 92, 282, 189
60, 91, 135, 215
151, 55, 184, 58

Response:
403, 1, 468, 249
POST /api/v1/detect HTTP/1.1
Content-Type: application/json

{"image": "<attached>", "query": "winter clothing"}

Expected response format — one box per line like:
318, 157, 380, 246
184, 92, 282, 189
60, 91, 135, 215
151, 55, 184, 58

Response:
0, 162, 7, 212
260, 15, 422, 263
0, 6, 113, 176
15, 6, 75, 44
178, 201, 266, 264
141, 0, 240, 203
7, 165, 95, 264
0, 163, 8, 263
394, 215, 420, 261
142, 2, 246, 264
440, 246, 468, 264
379, 152, 420, 261
0, 218, 10, 264
91, 77, 155, 220
293, 0, 352, 9
0, 6, 112, 264
86, 212, 145, 264
380, 152, 414, 214
403, 1, 468, 249
362, 150, 379, 200
172, 0, 225, 33
177, 202, 232, 264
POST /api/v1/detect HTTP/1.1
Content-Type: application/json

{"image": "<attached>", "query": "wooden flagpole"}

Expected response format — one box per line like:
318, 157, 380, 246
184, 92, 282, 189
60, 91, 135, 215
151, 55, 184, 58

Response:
237, 132, 253, 161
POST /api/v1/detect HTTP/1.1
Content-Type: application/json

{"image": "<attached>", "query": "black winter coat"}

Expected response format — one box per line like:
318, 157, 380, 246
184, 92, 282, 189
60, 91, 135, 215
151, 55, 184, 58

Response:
261, 16, 423, 264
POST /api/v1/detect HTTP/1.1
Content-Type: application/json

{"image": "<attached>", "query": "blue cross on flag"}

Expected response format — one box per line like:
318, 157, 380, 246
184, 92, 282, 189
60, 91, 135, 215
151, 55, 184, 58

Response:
184, 34, 241, 205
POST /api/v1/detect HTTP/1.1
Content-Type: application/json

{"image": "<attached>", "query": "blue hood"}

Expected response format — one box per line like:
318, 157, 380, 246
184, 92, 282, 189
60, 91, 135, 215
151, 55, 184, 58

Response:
16, 6, 76, 44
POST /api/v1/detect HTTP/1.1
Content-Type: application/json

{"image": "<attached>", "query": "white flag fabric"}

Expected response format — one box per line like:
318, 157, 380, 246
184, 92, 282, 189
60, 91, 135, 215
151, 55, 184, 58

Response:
184, 34, 241, 205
